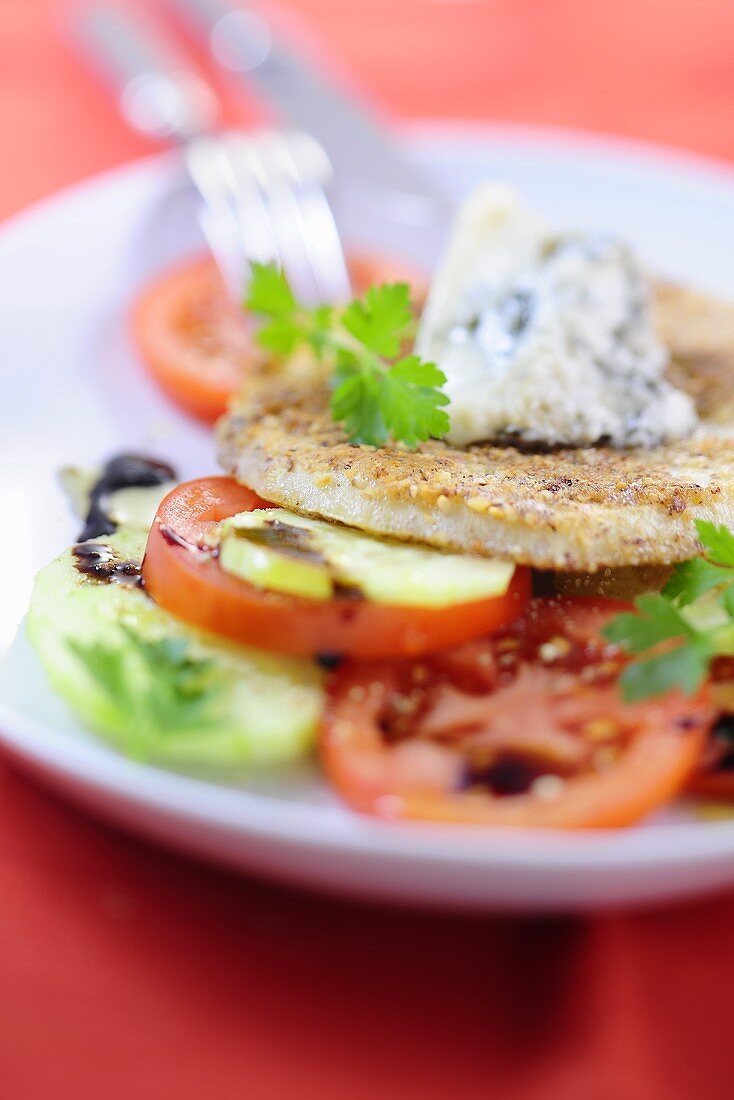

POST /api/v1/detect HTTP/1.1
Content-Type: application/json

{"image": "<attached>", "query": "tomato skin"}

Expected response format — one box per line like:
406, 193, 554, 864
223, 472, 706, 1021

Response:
133, 259, 255, 422
142, 478, 531, 660
320, 599, 713, 829
347, 254, 428, 301
144, 476, 270, 541
133, 255, 429, 423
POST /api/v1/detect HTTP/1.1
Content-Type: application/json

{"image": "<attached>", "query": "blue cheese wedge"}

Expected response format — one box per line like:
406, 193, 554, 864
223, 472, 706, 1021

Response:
417, 184, 698, 449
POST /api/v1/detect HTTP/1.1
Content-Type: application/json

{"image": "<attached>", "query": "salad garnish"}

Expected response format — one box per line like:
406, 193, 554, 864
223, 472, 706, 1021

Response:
604, 520, 734, 701
245, 262, 450, 448
70, 626, 227, 749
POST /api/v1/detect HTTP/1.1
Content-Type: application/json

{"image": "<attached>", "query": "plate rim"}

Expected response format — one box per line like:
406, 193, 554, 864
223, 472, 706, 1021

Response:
4, 117, 734, 249
4, 120, 734, 875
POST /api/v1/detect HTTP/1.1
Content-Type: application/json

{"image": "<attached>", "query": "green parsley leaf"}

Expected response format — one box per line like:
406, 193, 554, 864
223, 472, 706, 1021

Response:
329, 354, 450, 449
256, 316, 303, 355
722, 585, 734, 619
245, 262, 297, 317
309, 305, 335, 354
603, 593, 694, 653
618, 637, 712, 703
245, 263, 447, 450
245, 264, 308, 355
69, 626, 228, 752
119, 629, 224, 731
695, 519, 734, 567
341, 283, 413, 357
662, 557, 734, 605
330, 355, 388, 446
604, 521, 734, 701
379, 357, 450, 448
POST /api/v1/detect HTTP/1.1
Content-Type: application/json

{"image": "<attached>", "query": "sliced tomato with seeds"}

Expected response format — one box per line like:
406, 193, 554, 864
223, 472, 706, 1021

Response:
142, 478, 530, 660
321, 598, 713, 828
133, 254, 429, 423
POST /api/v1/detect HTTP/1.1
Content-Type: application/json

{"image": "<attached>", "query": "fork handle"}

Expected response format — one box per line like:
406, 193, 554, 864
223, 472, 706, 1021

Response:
75, 5, 217, 142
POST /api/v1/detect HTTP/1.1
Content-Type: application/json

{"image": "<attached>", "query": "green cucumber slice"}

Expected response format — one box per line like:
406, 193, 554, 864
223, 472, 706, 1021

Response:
219, 519, 332, 601
27, 529, 324, 767
220, 509, 515, 609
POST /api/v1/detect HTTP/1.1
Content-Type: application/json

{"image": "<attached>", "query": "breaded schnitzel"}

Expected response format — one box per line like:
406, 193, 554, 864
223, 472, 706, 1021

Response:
217, 283, 734, 573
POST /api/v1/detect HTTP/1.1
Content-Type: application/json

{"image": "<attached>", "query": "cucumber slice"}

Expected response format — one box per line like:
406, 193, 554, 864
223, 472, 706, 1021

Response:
219, 520, 332, 601
220, 509, 515, 609
27, 529, 324, 767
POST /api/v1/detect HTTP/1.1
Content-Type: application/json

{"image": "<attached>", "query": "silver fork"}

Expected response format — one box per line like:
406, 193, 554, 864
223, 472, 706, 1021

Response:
75, 5, 352, 306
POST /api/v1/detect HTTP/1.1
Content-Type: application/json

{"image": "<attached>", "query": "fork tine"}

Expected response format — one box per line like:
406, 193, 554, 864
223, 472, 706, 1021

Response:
225, 133, 321, 306
210, 140, 282, 269
185, 128, 350, 307
289, 176, 353, 305
265, 132, 352, 305
185, 134, 281, 298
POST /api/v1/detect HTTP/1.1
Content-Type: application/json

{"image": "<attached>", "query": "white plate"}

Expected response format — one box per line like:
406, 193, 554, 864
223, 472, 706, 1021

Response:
3, 123, 734, 912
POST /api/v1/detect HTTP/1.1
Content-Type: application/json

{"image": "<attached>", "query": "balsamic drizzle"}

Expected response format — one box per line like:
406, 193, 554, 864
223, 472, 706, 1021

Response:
231, 519, 328, 565
315, 652, 344, 670
711, 714, 734, 772
159, 523, 202, 553
72, 542, 143, 587
78, 453, 177, 542
459, 754, 544, 797
231, 518, 366, 601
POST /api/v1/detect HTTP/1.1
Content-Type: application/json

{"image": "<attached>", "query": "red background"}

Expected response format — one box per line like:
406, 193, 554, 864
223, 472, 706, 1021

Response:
4, 1, 734, 1097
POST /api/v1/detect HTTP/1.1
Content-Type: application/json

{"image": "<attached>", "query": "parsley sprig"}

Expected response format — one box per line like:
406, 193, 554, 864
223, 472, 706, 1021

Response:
70, 626, 227, 753
603, 521, 734, 701
245, 262, 450, 448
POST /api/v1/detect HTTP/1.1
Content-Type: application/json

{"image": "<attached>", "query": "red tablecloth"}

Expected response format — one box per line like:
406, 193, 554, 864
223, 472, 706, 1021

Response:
4, 2, 734, 1097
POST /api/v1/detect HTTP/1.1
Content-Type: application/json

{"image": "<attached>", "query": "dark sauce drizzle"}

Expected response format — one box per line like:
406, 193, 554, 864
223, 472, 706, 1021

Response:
73, 542, 143, 588
458, 754, 545, 796
159, 523, 203, 553
711, 714, 734, 772
232, 519, 366, 601
232, 520, 328, 565
315, 652, 344, 670
78, 453, 177, 542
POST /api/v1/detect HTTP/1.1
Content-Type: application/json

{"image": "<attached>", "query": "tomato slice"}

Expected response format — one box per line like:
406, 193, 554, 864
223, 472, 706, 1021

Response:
321, 598, 713, 828
687, 659, 734, 798
133, 255, 429, 423
142, 478, 531, 660
133, 259, 254, 422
